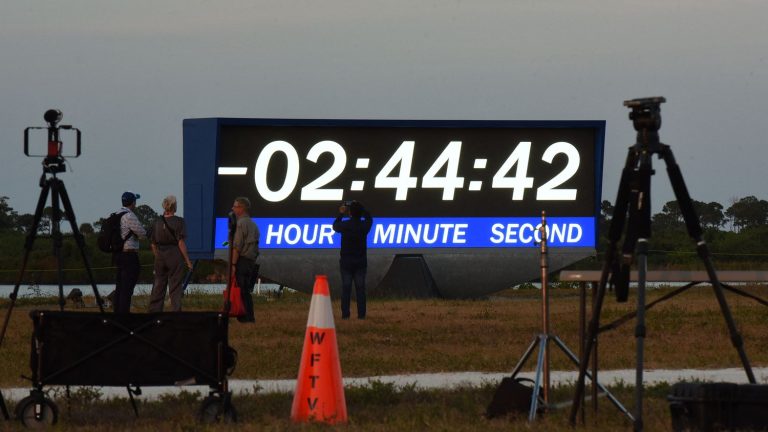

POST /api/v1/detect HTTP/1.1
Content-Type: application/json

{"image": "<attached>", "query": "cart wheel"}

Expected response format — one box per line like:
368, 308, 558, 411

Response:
198, 395, 237, 423
14, 395, 30, 419
17, 396, 58, 429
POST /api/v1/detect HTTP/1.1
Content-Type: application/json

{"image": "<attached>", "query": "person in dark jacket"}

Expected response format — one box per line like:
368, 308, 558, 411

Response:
332, 201, 373, 319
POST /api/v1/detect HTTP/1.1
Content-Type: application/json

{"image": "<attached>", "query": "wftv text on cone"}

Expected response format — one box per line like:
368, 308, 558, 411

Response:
291, 274, 348, 423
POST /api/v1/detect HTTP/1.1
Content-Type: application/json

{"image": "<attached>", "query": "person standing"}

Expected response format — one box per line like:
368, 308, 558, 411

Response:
114, 191, 147, 313
333, 201, 373, 319
149, 195, 193, 312
231, 197, 260, 323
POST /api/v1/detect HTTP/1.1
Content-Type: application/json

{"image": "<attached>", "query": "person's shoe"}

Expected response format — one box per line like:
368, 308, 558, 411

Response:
358, 316, 365, 320
341, 315, 350, 320
237, 316, 256, 323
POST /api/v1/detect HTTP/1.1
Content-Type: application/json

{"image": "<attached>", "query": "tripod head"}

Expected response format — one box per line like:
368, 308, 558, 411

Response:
24, 109, 82, 174
624, 97, 665, 151
624, 96, 665, 131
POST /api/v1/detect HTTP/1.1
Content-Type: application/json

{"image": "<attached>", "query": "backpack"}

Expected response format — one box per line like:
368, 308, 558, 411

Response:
486, 377, 544, 419
97, 211, 130, 253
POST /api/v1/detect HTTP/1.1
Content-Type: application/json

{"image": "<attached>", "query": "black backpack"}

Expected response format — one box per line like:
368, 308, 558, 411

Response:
486, 377, 544, 419
97, 211, 130, 253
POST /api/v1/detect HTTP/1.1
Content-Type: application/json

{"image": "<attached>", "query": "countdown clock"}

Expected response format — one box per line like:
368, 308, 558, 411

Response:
183, 118, 604, 297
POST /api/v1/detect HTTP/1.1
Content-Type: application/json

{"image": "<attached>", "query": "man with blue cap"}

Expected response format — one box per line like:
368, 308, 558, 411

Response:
114, 191, 147, 313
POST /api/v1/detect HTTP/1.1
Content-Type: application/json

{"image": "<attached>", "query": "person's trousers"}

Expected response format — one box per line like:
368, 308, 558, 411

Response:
235, 257, 258, 321
149, 246, 186, 312
340, 258, 367, 319
114, 251, 140, 313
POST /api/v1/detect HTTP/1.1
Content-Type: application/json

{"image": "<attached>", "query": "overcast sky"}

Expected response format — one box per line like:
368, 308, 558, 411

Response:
1, 0, 766, 225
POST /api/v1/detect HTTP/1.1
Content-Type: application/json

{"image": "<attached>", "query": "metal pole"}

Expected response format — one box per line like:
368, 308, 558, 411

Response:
540, 210, 550, 403
592, 282, 599, 415
579, 281, 586, 423
634, 239, 648, 432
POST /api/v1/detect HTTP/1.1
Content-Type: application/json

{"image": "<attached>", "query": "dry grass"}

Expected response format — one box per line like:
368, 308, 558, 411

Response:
246, 285, 768, 379
2, 285, 767, 430
2, 284, 768, 387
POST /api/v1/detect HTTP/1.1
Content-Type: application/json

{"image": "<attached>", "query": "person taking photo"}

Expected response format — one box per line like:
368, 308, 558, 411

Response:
333, 201, 373, 319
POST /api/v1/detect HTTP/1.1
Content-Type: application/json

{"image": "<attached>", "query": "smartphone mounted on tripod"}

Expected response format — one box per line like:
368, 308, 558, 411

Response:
24, 109, 81, 174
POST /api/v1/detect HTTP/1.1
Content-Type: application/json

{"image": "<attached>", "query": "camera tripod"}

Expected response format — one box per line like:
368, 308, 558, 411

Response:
568, 97, 755, 431
0, 112, 105, 421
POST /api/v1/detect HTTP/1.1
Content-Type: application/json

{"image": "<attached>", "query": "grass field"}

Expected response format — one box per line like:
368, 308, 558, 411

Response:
2, 382, 679, 431
1, 284, 767, 430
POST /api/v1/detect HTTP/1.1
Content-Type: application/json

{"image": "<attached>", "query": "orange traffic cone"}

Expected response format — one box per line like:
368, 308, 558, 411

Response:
290, 274, 348, 424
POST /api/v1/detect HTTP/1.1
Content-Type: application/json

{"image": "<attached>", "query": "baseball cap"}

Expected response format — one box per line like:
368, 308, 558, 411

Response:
121, 191, 141, 205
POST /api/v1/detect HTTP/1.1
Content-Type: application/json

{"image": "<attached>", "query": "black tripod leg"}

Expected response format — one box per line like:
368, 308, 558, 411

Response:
570, 148, 638, 424
182, 259, 199, 294
632, 155, 653, 432
0, 388, 8, 420
0, 179, 51, 346
55, 179, 105, 312
661, 146, 756, 383
126, 385, 141, 418
50, 183, 67, 310
613, 187, 641, 303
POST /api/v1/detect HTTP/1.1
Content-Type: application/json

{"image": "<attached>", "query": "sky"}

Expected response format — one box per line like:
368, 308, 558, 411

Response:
1, 0, 766, 225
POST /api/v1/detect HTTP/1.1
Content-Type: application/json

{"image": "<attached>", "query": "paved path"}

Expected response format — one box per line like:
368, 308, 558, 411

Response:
3, 367, 767, 401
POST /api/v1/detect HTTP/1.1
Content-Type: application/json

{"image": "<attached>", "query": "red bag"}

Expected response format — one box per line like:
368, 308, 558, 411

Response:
223, 278, 246, 317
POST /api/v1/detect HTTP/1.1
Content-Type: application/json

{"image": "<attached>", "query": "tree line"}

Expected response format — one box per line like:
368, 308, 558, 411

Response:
0, 196, 161, 236
600, 195, 768, 233
0, 196, 166, 284
1, 194, 767, 284
6, 195, 763, 237
596, 195, 768, 269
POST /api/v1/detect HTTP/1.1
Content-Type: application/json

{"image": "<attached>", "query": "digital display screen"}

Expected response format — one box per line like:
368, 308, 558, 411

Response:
202, 121, 602, 252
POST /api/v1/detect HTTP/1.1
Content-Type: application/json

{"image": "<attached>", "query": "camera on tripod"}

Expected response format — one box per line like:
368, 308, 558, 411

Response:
24, 109, 82, 174
624, 97, 666, 133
